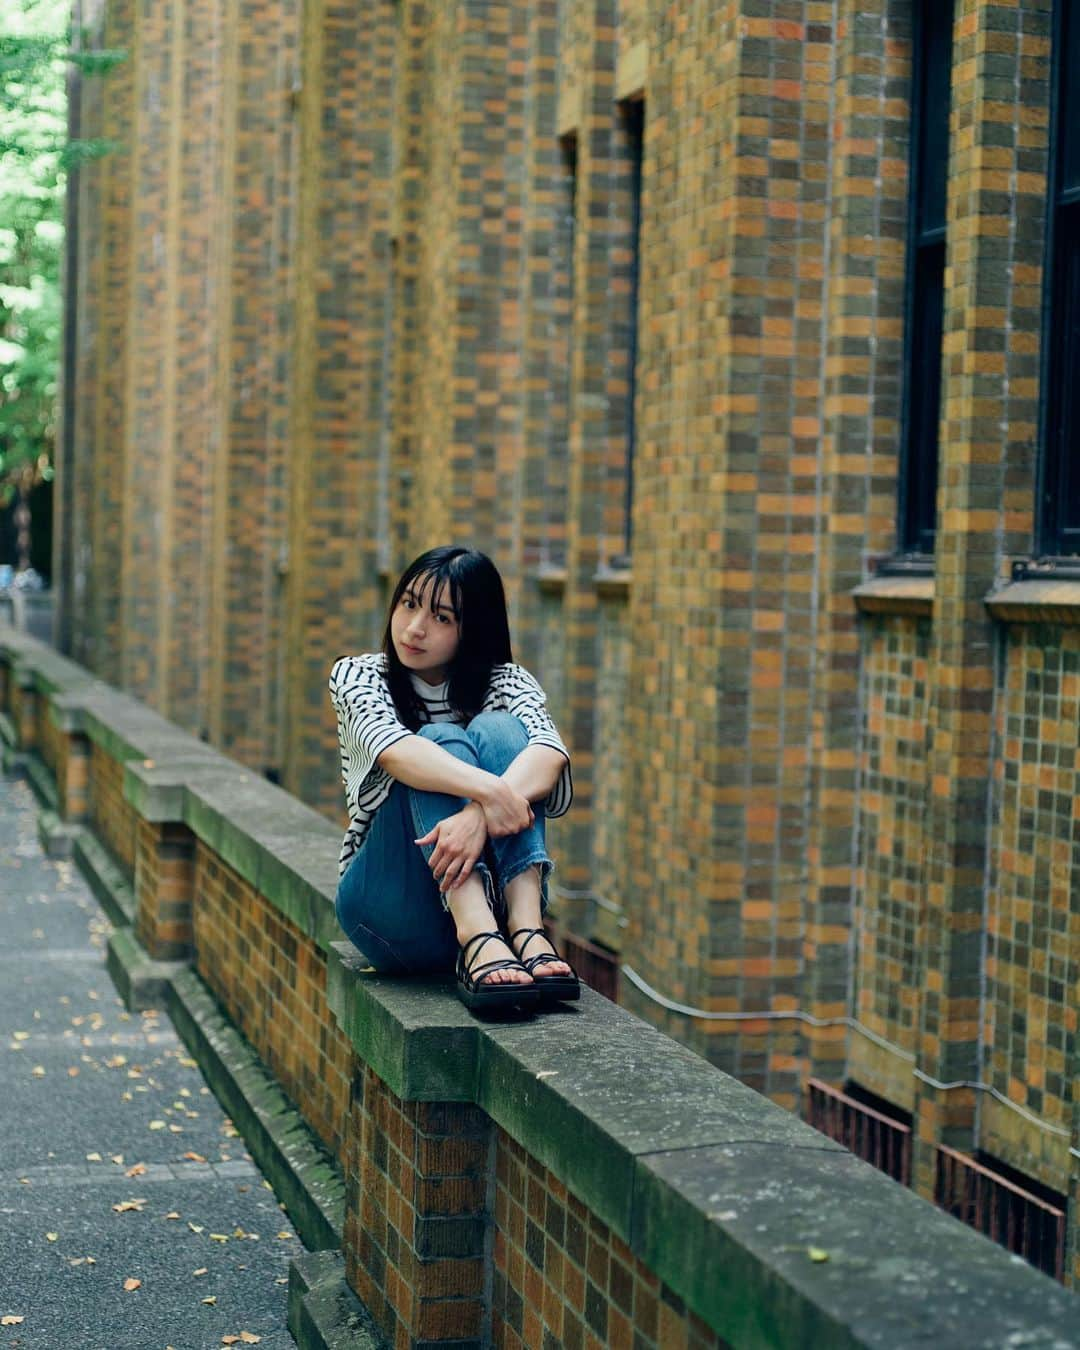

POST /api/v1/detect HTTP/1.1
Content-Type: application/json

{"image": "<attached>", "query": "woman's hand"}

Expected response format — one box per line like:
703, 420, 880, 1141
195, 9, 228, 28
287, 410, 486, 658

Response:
416, 802, 488, 892
475, 775, 534, 838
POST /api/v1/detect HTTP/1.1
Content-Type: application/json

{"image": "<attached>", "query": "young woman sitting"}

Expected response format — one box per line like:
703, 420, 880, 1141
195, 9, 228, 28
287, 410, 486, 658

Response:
329, 545, 579, 1014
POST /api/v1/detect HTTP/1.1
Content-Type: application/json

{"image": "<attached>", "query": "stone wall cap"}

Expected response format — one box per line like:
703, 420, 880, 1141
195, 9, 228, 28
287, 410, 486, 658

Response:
182, 773, 339, 947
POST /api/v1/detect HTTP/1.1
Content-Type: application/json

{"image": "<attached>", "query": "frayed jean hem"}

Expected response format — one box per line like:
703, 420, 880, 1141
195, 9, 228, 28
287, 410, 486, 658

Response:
496, 853, 553, 915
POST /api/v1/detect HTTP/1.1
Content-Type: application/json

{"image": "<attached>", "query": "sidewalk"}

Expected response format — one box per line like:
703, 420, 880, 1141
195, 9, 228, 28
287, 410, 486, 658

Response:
0, 771, 301, 1350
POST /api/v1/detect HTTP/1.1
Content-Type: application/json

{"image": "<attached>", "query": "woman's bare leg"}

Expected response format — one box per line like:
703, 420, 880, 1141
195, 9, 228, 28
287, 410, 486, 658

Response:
445, 875, 533, 985
503, 866, 571, 976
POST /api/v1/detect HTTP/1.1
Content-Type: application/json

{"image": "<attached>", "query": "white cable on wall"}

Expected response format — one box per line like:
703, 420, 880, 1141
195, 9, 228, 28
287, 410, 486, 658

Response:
619, 963, 1080, 1160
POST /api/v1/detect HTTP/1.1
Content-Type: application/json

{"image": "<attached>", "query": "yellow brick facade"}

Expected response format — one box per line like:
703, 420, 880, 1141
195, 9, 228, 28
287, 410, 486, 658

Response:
61, 0, 1080, 1268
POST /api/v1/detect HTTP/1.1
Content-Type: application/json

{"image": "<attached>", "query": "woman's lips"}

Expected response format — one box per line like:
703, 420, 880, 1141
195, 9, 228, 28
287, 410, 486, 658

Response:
402, 644, 424, 655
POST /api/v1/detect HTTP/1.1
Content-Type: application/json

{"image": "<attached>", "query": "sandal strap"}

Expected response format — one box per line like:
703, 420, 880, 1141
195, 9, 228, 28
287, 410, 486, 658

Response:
460, 931, 503, 970
459, 932, 530, 990
509, 927, 574, 978
509, 927, 554, 960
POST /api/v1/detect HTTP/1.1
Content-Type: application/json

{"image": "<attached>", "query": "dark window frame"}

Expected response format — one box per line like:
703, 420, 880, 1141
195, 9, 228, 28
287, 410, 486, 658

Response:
610, 96, 644, 570
891, 0, 955, 570
1035, 0, 1080, 569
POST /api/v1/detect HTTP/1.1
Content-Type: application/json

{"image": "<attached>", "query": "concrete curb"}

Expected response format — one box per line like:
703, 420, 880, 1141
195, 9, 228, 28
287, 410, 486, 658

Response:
106, 926, 188, 1012
36, 807, 83, 859
287, 1251, 383, 1350
167, 969, 346, 1255
23, 749, 58, 812
73, 828, 136, 928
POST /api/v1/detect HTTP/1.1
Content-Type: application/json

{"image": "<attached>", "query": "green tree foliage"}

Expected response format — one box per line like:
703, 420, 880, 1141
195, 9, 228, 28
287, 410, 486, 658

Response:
0, 0, 124, 567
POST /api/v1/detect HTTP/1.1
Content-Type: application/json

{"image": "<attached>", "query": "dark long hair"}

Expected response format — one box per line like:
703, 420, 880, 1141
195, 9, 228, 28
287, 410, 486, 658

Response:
382, 546, 513, 730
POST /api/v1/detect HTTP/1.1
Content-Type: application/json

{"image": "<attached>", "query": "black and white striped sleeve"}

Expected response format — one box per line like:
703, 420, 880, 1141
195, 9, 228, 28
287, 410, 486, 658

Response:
489, 664, 573, 818
328, 655, 412, 813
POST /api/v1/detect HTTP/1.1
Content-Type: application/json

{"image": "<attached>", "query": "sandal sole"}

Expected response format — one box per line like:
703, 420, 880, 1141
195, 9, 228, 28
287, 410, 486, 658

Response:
457, 982, 541, 1014
534, 978, 580, 1003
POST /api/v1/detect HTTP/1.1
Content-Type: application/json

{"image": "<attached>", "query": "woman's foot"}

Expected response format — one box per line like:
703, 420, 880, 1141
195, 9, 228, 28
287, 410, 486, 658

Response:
508, 926, 581, 1003
503, 868, 572, 981
507, 927, 570, 979
448, 878, 533, 988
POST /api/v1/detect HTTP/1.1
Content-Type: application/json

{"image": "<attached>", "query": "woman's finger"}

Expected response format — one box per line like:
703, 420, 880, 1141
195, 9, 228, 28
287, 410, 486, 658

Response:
415, 825, 439, 846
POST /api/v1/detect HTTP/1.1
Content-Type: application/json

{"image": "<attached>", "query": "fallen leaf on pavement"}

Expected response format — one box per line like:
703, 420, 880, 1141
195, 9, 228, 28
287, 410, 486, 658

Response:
123, 1278, 141, 1292
86, 1152, 102, 1162
126, 1163, 147, 1178
112, 1199, 147, 1213
192, 1267, 208, 1276
31, 1066, 45, 1077
183, 1151, 207, 1163
188, 1222, 204, 1234
807, 1247, 829, 1263
209, 1233, 229, 1243
201, 1296, 217, 1306
148, 1120, 165, 1131
1, 1316, 24, 1326
165, 1212, 181, 1221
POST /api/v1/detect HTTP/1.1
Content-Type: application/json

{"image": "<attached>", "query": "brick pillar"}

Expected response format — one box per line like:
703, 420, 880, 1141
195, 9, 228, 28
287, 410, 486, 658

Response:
134, 818, 196, 961
56, 731, 91, 822
911, 0, 1052, 1199
345, 1067, 491, 1347
12, 678, 37, 750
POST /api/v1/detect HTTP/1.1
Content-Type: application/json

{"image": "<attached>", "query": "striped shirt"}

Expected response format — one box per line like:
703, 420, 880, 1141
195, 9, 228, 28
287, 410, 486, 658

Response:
329, 653, 573, 877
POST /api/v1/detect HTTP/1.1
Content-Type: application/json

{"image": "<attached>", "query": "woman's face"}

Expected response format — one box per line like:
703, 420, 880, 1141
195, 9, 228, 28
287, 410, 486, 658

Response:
390, 575, 461, 685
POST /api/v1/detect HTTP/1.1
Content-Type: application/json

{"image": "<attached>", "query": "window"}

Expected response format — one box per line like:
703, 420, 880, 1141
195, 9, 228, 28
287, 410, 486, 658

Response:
542, 134, 577, 570
1040, 0, 1080, 559
897, 0, 954, 560
613, 98, 644, 567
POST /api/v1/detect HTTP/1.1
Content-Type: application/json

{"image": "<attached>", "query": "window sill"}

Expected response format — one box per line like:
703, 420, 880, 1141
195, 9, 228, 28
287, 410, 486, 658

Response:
984, 578, 1080, 627
534, 564, 568, 597
594, 563, 631, 601
852, 575, 933, 617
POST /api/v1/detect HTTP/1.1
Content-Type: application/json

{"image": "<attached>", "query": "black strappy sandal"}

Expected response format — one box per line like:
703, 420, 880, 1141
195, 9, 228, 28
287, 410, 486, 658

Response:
508, 928, 581, 1003
456, 931, 540, 1014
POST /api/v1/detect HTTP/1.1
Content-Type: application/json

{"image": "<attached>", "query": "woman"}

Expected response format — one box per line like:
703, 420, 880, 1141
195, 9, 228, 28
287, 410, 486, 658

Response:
330, 545, 579, 1014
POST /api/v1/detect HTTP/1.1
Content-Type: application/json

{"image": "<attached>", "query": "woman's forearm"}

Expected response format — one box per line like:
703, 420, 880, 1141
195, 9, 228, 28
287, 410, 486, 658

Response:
378, 736, 495, 800
500, 745, 567, 803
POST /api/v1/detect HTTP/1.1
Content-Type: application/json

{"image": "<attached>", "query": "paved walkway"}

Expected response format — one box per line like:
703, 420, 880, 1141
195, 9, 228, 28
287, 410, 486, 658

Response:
0, 771, 300, 1349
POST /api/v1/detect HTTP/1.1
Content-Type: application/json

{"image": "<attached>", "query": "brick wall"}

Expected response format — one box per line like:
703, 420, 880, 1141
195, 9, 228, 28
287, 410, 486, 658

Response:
855, 616, 931, 1063
981, 623, 1079, 1192
88, 742, 137, 876
194, 843, 353, 1158
343, 1066, 734, 1350
134, 818, 195, 960
492, 1131, 728, 1350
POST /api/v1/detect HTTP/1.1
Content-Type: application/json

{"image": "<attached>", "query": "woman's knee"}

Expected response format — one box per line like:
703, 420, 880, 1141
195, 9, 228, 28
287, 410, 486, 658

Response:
466, 711, 528, 755
417, 721, 479, 760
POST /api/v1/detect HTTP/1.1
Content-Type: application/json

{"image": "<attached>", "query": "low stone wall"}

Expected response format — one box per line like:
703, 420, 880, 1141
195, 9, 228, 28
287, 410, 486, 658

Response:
2, 625, 1077, 1350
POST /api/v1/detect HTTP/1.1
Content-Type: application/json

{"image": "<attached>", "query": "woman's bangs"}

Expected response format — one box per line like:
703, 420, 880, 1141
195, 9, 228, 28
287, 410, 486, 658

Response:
412, 563, 462, 620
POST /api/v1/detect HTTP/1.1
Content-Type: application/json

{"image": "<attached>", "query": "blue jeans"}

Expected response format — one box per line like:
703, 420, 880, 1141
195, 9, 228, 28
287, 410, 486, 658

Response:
335, 712, 551, 973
